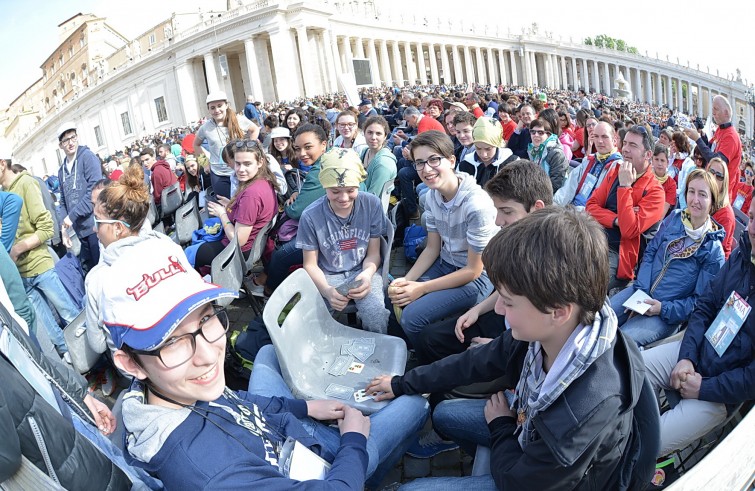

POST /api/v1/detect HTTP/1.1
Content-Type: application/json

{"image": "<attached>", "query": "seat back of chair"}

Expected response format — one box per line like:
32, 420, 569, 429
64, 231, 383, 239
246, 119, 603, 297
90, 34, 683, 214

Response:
174, 199, 201, 245
210, 234, 243, 307
263, 269, 408, 414
160, 182, 183, 218
380, 180, 395, 214
62, 309, 99, 374
244, 215, 277, 274
147, 197, 158, 226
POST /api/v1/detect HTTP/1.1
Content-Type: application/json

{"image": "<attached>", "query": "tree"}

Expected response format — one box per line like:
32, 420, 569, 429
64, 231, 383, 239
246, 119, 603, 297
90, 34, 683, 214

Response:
628, 46, 639, 54
584, 37, 593, 45
586, 34, 638, 54
616, 39, 626, 51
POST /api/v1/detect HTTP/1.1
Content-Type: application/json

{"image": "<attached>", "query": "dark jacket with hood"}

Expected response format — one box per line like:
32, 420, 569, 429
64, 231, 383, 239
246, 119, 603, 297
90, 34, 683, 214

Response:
57, 144, 102, 238
391, 311, 655, 490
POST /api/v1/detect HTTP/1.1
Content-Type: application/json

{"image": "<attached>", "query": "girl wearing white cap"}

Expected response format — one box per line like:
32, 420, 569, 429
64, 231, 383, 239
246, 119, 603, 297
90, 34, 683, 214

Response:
193, 91, 260, 199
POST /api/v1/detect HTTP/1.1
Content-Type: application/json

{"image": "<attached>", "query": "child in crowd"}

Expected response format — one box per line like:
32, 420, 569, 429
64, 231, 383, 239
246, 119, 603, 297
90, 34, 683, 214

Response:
105, 239, 429, 490
453, 111, 477, 163
268, 127, 301, 172
458, 117, 518, 188
417, 161, 553, 366
386, 131, 497, 349
651, 143, 677, 216
297, 149, 391, 333
369, 207, 655, 490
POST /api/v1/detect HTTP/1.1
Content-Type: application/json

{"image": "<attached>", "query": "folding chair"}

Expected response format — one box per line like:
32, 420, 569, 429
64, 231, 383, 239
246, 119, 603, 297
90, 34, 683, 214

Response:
62, 309, 100, 374
173, 198, 201, 246
210, 233, 244, 308
241, 217, 277, 316
263, 268, 407, 414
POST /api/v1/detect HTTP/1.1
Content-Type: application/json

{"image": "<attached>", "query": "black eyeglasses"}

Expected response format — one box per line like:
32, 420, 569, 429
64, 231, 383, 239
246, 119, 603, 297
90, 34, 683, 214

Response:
708, 168, 725, 182
131, 307, 229, 369
60, 135, 78, 145
234, 139, 259, 151
413, 155, 444, 171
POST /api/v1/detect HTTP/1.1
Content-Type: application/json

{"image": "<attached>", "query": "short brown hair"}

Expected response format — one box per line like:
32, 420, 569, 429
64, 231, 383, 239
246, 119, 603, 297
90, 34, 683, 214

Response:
482, 207, 608, 325
409, 130, 455, 161
485, 160, 553, 209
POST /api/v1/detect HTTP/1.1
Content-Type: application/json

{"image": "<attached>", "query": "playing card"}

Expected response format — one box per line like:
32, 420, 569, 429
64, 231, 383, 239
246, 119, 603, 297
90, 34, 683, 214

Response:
348, 343, 375, 362
347, 362, 365, 374
353, 389, 370, 403
328, 355, 354, 376
340, 342, 353, 355
325, 383, 353, 400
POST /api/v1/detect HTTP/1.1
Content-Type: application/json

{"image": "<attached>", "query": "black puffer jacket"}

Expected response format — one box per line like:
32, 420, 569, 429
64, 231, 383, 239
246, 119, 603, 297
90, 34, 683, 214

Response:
0, 301, 129, 489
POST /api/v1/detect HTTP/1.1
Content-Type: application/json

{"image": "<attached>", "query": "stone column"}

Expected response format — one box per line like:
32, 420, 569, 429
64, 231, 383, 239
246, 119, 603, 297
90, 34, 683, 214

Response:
203, 52, 220, 94
522, 50, 531, 87
176, 61, 200, 122
415, 42, 428, 85
551, 55, 559, 89
498, 49, 507, 85
676, 78, 683, 112
509, 50, 518, 86
391, 41, 404, 85
366, 38, 381, 85
269, 28, 299, 100
687, 82, 694, 114
452, 45, 463, 84
570, 57, 578, 90
342, 36, 354, 73
428, 44, 440, 85
474, 47, 486, 84
243, 38, 264, 102
697, 83, 703, 115
440, 44, 452, 85
580, 58, 590, 92
487, 48, 497, 85
665, 74, 673, 108
603, 62, 610, 96
322, 30, 339, 92
532, 52, 540, 87
591, 60, 600, 94
560, 56, 568, 90
403, 42, 416, 85
354, 37, 365, 58
464, 45, 475, 84
655, 73, 662, 106
544, 55, 552, 88
379, 40, 393, 86
295, 27, 316, 97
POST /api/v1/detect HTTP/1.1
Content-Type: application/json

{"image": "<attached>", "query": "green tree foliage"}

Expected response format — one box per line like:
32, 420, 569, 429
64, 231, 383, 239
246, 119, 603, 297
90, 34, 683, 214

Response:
584, 37, 593, 45
585, 34, 638, 54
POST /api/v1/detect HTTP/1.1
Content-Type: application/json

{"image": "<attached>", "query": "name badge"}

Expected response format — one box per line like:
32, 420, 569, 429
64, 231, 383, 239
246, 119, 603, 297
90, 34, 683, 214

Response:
705, 291, 751, 357
577, 172, 598, 201
733, 193, 746, 211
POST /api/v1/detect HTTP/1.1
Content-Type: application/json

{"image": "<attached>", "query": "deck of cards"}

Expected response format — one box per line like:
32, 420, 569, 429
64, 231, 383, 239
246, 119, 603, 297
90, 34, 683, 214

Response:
341, 337, 375, 362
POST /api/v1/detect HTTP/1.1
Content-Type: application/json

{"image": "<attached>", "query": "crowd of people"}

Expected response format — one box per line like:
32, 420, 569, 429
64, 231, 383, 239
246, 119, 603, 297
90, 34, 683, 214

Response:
0, 79, 753, 491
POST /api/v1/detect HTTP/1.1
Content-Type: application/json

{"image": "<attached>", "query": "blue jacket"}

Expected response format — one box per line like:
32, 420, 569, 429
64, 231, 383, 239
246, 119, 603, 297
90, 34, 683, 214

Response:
679, 232, 755, 408
634, 210, 725, 326
0, 191, 22, 252
122, 384, 368, 490
57, 144, 103, 238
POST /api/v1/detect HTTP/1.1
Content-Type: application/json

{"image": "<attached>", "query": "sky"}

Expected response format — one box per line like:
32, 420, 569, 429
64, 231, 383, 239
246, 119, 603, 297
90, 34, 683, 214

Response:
2, 0, 753, 108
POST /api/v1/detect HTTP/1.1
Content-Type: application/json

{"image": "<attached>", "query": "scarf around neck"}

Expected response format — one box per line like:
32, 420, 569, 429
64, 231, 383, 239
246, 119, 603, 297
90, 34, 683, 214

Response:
527, 134, 558, 163
681, 209, 711, 241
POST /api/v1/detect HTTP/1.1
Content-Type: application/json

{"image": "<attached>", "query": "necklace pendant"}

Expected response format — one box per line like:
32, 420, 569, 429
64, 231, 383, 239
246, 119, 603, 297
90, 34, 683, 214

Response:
341, 224, 350, 235
517, 407, 526, 427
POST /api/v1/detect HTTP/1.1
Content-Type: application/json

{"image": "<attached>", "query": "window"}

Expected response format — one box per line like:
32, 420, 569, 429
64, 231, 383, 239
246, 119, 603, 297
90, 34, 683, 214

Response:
80, 37, 85, 48
148, 34, 156, 46
154, 96, 168, 123
120, 112, 132, 135
94, 125, 104, 147
68, 46, 73, 58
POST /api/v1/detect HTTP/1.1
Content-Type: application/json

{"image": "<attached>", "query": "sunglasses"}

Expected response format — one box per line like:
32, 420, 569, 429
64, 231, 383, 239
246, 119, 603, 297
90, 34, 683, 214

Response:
708, 168, 725, 181
530, 130, 549, 136
233, 139, 259, 151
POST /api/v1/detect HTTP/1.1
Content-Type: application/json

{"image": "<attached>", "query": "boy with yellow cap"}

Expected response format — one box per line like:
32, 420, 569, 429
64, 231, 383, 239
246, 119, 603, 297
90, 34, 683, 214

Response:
459, 117, 518, 188
296, 148, 391, 333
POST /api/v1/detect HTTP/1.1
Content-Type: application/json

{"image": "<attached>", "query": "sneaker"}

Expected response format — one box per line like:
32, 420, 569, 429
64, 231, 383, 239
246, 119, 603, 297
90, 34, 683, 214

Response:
406, 429, 458, 458
62, 352, 72, 365
246, 275, 266, 297
101, 368, 117, 397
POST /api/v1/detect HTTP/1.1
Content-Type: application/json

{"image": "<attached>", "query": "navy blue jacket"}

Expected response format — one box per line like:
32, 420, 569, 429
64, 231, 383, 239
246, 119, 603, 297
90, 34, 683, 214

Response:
57, 145, 102, 238
506, 128, 531, 159
634, 210, 725, 325
679, 232, 755, 408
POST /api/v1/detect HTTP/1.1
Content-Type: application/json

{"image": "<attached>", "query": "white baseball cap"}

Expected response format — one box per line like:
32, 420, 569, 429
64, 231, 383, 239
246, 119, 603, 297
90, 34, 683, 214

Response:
206, 91, 228, 105
57, 121, 77, 141
269, 127, 291, 139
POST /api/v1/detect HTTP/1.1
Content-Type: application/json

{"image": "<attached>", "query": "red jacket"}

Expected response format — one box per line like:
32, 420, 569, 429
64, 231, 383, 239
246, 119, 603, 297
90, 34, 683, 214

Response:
710, 125, 742, 201
712, 205, 735, 260
586, 167, 665, 281
150, 160, 177, 205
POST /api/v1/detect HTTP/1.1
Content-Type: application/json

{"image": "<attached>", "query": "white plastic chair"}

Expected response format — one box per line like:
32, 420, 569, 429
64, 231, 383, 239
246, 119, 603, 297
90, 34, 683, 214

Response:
263, 268, 408, 414
160, 181, 183, 219
146, 196, 158, 226
379, 180, 395, 214
173, 198, 201, 246
62, 309, 99, 374
210, 233, 244, 308
341, 222, 394, 316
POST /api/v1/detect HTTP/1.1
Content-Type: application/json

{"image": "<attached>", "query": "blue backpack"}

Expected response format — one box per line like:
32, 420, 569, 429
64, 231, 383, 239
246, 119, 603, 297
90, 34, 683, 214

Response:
403, 224, 427, 262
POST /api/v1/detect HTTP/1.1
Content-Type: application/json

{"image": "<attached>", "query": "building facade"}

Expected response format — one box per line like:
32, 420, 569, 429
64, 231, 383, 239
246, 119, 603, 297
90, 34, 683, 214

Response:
5, 0, 754, 176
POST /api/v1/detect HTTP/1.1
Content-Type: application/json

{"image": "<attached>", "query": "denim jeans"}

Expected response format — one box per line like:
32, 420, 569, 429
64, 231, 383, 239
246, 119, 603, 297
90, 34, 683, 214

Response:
79, 233, 100, 272
397, 163, 421, 216
265, 239, 303, 291
432, 398, 490, 456
23, 268, 80, 351
249, 345, 429, 489
610, 287, 679, 347
399, 474, 497, 490
387, 258, 493, 349
71, 412, 163, 490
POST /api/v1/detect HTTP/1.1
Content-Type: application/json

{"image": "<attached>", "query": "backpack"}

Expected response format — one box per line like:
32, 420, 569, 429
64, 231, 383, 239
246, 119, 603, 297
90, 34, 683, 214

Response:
403, 224, 427, 262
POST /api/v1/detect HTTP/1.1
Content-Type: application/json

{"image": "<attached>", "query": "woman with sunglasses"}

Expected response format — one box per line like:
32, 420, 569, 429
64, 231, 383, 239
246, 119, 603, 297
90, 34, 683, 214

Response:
731, 161, 754, 213
193, 139, 279, 271
527, 118, 567, 192
333, 110, 368, 155
707, 156, 735, 258
610, 169, 726, 347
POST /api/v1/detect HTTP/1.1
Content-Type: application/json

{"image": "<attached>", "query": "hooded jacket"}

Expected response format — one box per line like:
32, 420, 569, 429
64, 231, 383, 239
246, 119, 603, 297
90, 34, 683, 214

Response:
360, 147, 397, 197
150, 160, 177, 205
679, 232, 755, 409
633, 210, 726, 325
391, 304, 653, 490
458, 148, 518, 188
58, 144, 102, 238
86, 231, 179, 355
120, 381, 368, 490
425, 172, 498, 268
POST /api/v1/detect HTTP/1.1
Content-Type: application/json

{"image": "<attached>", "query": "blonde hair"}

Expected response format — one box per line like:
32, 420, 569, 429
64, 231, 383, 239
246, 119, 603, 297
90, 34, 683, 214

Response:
706, 157, 730, 209
685, 169, 721, 215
